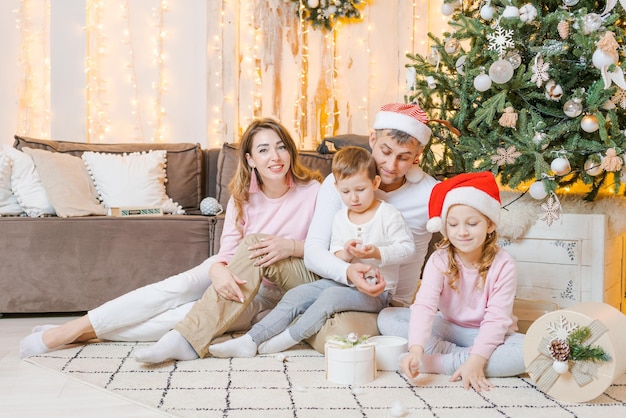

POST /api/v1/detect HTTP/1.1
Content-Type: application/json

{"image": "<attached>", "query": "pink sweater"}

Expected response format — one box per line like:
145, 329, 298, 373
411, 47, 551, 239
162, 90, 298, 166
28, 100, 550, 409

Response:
408, 248, 518, 359
215, 180, 321, 264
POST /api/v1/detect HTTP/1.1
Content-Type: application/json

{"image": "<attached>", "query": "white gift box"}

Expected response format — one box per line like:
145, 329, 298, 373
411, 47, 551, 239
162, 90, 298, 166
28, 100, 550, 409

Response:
367, 336, 408, 371
325, 341, 376, 385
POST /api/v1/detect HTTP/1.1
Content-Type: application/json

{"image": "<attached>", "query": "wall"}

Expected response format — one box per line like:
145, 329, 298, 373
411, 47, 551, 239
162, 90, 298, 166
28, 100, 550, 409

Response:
0, 0, 446, 149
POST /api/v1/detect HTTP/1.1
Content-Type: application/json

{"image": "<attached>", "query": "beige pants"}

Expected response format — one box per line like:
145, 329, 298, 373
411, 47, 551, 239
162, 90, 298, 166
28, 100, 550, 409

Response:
175, 234, 318, 357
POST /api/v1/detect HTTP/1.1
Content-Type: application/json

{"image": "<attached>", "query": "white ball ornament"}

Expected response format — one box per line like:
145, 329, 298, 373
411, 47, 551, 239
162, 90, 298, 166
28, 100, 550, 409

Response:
581, 13, 603, 35
480, 4, 495, 20
552, 360, 569, 374
529, 181, 548, 200
474, 73, 492, 92
519, 4, 537, 23
307, 0, 320, 8
200, 197, 224, 216
592, 48, 617, 69
563, 99, 583, 118
444, 38, 461, 55
505, 50, 522, 69
532, 132, 548, 149
580, 114, 599, 133
584, 158, 604, 176
551, 157, 571, 176
455, 55, 467, 75
441, 2, 456, 16
489, 59, 514, 84
502, 5, 520, 18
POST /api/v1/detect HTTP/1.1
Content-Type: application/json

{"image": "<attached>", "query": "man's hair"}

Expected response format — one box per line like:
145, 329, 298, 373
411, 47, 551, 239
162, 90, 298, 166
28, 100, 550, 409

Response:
332, 146, 377, 182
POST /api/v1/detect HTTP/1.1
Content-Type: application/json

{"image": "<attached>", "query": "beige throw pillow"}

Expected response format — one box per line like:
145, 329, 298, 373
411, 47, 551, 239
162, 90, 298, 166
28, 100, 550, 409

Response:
23, 148, 107, 217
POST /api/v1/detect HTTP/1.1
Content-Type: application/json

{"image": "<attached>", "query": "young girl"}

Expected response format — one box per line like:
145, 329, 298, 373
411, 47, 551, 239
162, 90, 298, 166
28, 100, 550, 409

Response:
208, 146, 415, 358
21, 118, 322, 358
399, 172, 525, 392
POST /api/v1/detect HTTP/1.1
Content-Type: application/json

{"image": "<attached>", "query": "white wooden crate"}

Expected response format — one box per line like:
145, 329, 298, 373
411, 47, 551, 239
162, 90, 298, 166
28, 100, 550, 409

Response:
499, 214, 625, 313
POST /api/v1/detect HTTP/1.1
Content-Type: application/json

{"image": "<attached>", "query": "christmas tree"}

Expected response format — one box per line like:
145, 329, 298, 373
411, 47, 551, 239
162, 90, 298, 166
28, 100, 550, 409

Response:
406, 0, 626, 202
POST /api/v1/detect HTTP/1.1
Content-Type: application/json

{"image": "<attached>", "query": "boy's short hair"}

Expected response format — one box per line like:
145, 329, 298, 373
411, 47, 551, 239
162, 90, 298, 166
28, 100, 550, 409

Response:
332, 146, 377, 182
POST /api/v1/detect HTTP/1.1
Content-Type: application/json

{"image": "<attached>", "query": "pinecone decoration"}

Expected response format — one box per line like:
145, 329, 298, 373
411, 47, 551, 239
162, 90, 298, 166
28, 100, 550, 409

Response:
557, 20, 569, 39
549, 338, 570, 361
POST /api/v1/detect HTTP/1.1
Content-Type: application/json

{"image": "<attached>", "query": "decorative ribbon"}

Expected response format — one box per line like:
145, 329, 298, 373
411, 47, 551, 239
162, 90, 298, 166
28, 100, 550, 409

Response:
527, 319, 609, 393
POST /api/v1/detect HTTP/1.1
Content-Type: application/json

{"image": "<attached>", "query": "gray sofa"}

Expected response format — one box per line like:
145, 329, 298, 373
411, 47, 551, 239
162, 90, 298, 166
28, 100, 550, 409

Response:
0, 137, 333, 314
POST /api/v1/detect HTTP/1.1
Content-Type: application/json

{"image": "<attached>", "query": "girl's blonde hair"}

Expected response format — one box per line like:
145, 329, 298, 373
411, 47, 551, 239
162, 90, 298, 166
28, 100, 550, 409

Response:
436, 218, 499, 291
229, 118, 323, 233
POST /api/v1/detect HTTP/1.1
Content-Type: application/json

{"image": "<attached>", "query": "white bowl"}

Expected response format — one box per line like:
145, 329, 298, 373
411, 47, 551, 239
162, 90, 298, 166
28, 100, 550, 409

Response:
367, 336, 408, 371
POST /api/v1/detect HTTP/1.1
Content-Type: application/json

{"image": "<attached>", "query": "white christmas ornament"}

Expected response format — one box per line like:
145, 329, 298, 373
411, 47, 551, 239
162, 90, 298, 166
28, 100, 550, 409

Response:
580, 114, 599, 133
489, 59, 514, 84
505, 50, 522, 69
441, 2, 457, 15
307, 0, 320, 8
445, 38, 461, 55
455, 55, 467, 75
581, 13, 602, 34
200, 197, 224, 216
551, 157, 571, 176
502, 5, 520, 18
545, 80, 563, 101
519, 4, 537, 23
427, 48, 440, 66
563, 98, 583, 118
563, 0, 579, 6
480, 4, 495, 20
584, 158, 604, 176
592, 48, 617, 70
532, 132, 548, 149
426, 76, 437, 89
529, 181, 548, 200
474, 73, 492, 91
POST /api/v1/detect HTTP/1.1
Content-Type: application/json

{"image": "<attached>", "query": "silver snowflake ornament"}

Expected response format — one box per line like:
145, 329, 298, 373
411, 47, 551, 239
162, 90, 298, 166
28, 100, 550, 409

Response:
546, 314, 579, 340
540, 195, 561, 226
487, 24, 515, 57
531, 55, 550, 88
491, 146, 522, 166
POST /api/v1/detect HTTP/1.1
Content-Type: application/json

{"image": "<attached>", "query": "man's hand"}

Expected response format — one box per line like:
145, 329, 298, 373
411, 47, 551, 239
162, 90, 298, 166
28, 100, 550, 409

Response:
450, 353, 493, 392
346, 263, 386, 296
209, 262, 247, 303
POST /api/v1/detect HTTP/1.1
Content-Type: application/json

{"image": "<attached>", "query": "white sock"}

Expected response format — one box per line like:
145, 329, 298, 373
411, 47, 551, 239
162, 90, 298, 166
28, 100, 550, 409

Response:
209, 334, 257, 358
19, 331, 53, 358
257, 329, 299, 354
31, 324, 59, 334
134, 330, 198, 364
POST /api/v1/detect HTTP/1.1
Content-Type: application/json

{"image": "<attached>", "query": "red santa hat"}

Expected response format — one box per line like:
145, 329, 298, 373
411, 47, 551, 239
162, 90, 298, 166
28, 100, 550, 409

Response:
426, 172, 501, 235
373, 103, 432, 146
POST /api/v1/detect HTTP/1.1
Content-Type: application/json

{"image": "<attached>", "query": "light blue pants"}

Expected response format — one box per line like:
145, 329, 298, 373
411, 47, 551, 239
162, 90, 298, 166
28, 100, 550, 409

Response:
377, 307, 525, 377
249, 278, 392, 344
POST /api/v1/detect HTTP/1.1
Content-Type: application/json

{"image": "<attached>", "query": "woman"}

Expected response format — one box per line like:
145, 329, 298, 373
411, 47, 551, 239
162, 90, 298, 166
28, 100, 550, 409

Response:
20, 118, 323, 358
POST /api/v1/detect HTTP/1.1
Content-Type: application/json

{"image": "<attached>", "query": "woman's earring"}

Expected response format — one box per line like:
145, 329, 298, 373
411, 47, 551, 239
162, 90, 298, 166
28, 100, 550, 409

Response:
249, 168, 260, 193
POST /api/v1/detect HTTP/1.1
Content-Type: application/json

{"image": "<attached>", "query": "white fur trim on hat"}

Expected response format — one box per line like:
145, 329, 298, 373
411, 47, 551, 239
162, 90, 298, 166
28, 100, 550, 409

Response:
426, 216, 443, 233
373, 111, 432, 145
437, 186, 501, 235
406, 165, 424, 183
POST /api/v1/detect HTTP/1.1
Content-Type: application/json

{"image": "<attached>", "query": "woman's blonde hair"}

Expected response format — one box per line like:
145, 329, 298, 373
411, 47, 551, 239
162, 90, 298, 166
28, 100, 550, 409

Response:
436, 218, 499, 291
229, 118, 323, 232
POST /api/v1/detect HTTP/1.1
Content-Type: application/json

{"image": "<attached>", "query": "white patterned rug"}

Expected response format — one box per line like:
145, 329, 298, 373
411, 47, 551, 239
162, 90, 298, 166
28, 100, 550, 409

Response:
25, 341, 626, 417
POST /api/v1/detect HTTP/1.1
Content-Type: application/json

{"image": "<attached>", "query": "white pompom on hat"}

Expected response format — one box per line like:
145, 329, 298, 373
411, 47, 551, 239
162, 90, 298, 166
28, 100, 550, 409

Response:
426, 172, 501, 235
373, 103, 432, 145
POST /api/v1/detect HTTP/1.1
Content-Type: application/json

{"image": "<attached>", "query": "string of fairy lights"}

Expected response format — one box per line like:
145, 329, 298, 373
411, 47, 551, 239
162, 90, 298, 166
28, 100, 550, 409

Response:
14, 0, 443, 148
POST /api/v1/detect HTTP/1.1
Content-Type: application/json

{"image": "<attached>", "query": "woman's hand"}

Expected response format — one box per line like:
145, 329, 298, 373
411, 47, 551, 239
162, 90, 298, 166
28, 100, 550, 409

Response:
450, 353, 493, 392
400, 345, 424, 383
247, 235, 296, 267
209, 262, 247, 303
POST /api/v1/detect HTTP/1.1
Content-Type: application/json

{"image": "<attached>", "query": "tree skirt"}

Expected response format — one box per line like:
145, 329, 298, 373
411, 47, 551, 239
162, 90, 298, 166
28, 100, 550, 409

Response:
24, 341, 626, 417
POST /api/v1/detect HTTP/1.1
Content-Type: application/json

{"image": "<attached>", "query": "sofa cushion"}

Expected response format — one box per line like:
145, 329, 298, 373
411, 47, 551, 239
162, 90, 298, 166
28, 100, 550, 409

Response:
0, 149, 23, 215
82, 150, 184, 214
22, 148, 107, 217
2, 145, 55, 217
14, 136, 203, 211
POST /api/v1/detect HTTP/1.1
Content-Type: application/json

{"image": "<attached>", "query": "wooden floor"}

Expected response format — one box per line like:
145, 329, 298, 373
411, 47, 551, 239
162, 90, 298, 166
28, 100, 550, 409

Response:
0, 315, 168, 417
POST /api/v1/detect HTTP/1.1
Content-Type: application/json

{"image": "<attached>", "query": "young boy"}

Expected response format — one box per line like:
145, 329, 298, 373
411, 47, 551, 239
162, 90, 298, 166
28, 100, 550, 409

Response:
209, 146, 415, 357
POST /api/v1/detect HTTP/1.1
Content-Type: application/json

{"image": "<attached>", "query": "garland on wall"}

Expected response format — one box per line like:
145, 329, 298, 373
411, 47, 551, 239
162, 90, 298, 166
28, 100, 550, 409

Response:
291, 0, 366, 30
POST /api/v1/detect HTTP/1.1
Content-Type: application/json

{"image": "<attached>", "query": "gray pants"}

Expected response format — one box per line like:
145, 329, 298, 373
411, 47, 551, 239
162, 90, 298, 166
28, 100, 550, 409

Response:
249, 279, 392, 344
377, 307, 526, 377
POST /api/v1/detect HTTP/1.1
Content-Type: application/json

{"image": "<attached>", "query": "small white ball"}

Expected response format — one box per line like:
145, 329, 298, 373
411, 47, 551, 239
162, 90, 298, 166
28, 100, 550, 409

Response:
390, 400, 407, 417
529, 181, 548, 200
441, 3, 456, 15
489, 59, 514, 84
580, 114, 599, 133
551, 157, 571, 176
584, 158, 604, 176
474, 73, 492, 92
552, 360, 569, 374
480, 5, 495, 20
502, 5, 519, 18
592, 49, 617, 69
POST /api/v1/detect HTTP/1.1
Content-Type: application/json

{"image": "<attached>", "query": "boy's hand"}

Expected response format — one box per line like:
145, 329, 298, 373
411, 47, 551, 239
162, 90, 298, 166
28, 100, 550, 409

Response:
348, 244, 380, 260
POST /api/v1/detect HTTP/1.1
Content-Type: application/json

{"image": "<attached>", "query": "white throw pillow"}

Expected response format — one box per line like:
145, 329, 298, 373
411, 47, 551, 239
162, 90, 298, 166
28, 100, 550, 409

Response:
0, 149, 24, 215
1, 145, 55, 217
82, 150, 184, 214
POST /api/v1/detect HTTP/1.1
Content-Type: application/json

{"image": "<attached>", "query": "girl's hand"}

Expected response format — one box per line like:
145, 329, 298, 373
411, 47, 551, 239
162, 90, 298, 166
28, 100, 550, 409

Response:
400, 345, 424, 383
209, 262, 247, 303
248, 235, 296, 267
450, 353, 493, 392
